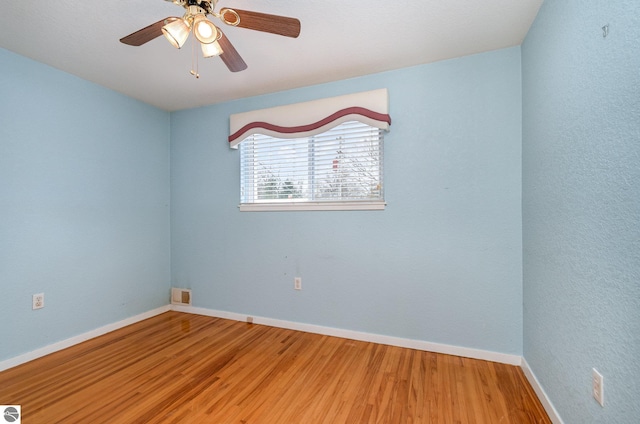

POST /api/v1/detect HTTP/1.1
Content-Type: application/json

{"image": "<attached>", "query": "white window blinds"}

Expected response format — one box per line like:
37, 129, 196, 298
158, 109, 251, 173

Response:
240, 121, 384, 211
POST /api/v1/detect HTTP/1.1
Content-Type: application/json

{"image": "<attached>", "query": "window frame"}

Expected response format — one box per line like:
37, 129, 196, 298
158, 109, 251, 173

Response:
239, 121, 386, 212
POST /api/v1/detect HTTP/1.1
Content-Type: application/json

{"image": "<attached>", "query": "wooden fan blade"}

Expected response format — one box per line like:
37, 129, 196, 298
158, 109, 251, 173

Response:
231, 9, 301, 38
218, 31, 248, 72
120, 18, 173, 46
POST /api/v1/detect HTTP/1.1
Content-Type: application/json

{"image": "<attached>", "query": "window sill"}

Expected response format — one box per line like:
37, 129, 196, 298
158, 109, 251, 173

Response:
239, 201, 386, 212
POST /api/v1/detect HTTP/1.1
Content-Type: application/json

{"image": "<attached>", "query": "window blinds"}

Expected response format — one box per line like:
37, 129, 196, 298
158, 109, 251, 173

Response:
240, 121, 384, 205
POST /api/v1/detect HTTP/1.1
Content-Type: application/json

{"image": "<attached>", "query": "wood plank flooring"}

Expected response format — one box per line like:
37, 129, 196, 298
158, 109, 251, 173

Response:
0, 312, 550, 423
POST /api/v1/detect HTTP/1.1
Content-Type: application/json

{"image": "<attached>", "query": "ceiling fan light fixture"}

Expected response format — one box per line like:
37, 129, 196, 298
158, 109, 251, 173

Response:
162, 18, 191, 49
201, 40, 223, 58
193, 14, 218, 44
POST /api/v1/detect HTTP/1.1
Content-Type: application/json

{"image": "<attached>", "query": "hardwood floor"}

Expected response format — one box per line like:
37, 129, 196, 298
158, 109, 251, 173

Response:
0, 312, 550, 423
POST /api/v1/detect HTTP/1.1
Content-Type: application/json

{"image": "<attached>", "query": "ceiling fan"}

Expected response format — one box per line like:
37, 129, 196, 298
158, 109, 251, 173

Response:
120, 0, 301, 73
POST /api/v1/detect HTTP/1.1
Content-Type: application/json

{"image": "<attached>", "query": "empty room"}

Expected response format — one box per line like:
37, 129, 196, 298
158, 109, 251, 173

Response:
1, 0, 638, 423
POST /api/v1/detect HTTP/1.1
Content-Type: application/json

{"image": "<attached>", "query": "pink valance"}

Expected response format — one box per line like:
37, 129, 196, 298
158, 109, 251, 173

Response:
229, 89, 391, 149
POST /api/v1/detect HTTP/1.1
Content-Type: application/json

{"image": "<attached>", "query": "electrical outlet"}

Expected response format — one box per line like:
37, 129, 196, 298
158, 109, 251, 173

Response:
294, 277, 302, 290
32, 293, 44, 310
592, 368, 604, 407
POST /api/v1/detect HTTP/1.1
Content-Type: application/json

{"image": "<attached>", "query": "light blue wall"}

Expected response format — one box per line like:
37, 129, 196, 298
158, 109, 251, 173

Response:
0, 48, 171, 361
171, 47, 523, 355
522, 1, 640, 422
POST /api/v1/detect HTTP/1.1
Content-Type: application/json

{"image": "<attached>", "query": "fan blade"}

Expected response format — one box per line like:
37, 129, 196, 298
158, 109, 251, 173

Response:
231, 9, 301, 38
218, 31, 248, 72
120, 18, 174, 46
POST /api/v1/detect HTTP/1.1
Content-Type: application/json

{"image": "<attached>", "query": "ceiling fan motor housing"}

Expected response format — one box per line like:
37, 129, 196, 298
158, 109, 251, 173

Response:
187, 0, 214, 13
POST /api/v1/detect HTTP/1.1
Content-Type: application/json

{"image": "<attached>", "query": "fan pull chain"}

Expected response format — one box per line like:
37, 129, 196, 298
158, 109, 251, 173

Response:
190, 36, 200, 78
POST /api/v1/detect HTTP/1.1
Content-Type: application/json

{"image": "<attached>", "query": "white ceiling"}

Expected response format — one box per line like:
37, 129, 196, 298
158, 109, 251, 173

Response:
0, 0, 543, 111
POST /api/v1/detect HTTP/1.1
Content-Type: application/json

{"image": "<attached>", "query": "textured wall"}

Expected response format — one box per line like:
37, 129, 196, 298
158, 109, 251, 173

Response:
171, 47, 523, 355
0, 49, 171, 361
522, 0, 640, 422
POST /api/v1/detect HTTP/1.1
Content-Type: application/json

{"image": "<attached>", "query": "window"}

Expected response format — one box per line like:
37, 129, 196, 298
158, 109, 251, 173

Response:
240, 121, 385, 211
229, 89, 391, 211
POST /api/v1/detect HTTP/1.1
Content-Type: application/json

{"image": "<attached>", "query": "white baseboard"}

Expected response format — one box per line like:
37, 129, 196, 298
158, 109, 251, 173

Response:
0, 302, 530, 376
521, 358, 564, 424
0, 305, 171, 372
171, 305, 522, 366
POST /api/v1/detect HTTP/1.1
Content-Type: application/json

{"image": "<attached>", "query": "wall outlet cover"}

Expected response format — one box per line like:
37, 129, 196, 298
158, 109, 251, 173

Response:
592, 368, 604, 407
32, 293, 44, 310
